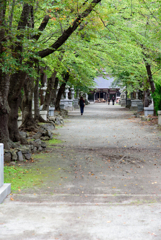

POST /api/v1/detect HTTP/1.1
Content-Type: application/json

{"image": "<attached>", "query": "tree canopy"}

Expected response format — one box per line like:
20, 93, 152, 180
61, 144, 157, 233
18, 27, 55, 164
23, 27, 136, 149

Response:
0, 0, 161, 147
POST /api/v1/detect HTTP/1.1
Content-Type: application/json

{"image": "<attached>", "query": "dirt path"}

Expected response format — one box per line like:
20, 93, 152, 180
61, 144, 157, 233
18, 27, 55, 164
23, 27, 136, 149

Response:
1, 103, 161, 240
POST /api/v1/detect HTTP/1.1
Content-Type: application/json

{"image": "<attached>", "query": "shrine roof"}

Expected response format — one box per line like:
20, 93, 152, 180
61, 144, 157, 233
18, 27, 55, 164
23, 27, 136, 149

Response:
93, 75, 116, 89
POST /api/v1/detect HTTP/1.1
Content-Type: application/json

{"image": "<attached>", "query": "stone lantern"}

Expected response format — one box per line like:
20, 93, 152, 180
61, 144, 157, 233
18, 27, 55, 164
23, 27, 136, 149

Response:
131, 90, 143, 111
85, 93, 89, 101
120, 91, 126, 107
60, 86, 73, 110
65, 86, 69, 100
76, 89, 79, 99
71, 86, 75, 100
41, 82, 47, 100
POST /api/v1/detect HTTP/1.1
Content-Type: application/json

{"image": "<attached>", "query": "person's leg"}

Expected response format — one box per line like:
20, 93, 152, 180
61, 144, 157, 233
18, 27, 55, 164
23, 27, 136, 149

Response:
80, 106, 83, 115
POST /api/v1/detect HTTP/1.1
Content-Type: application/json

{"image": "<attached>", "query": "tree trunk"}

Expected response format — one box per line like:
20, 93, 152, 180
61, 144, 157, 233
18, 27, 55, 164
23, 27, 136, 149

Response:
8, 3, 33, 141
34, 76, 40, 120
51, 77, 59, 107
0, 2, 12, 149
0, 73, 11, 149
8, 71, 27, 142
8, 93, 27, 143
55, 72, 69, 111
20, 77, 37, 131
144, 89, 151, 107
145, 63, 156, 115
42, 71, 57, 111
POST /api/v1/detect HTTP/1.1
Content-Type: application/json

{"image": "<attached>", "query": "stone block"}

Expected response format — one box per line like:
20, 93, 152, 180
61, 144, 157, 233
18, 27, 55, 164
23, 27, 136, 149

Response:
17, 151, 24, 161
4, 152, 12, 163
0, 183, 11, 204
17, 116, 22, 128
33, 147, 37, 152
38, 146, 43, 151
47, 129, 53, 139
43, 123, 55, 131
24, 153, 32, 160
34, 139, 42, 147
0, 144, 11, 203
41, 142, 47, 148
121, 99, 126, 107
131, 99, 142, 111
40, 136, 50, 141
40, 110, 48, 121
10, 149, 18, 161
19, 131, 27, 139
17, 146, 30, 154
144, 107, 154, 117
33, 132, 42, 139
49, 107, 55, 117
28, 144, 34, 151
137, 102, 144, 112
60, 99, 73, 111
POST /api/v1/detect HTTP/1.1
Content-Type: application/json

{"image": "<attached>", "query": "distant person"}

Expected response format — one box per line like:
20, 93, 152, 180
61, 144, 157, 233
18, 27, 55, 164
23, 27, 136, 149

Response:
79, 96, 85, 115
108, 98, 110, 105
112, 95, 115, 105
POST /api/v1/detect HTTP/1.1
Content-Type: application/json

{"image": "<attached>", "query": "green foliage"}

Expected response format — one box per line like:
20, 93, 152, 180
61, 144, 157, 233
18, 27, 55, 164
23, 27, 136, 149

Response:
152, 82, 161, 113
1, 0, 161, 99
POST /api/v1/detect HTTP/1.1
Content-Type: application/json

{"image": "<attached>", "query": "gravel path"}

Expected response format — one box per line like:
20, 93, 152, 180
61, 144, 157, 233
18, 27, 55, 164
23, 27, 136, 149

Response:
1, 103, 161, 240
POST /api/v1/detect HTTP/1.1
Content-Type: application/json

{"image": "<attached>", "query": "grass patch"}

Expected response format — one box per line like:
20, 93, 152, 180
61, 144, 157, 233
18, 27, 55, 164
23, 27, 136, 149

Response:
47, 138, 62, 145
56, 125, 63, 129
4, 165, 47, 192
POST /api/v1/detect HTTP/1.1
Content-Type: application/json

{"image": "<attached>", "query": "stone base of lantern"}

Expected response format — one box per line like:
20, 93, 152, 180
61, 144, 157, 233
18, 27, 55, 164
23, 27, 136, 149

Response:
60, 99, 73, 111
144, 107, 154, 117
73, 99, 79, 109
130, 99, 142, 111
49, 107, 55, 117
121, 99, 126, 107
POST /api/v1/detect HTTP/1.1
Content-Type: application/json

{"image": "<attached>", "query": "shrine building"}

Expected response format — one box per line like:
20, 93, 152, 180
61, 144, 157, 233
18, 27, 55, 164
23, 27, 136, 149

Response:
88, 74, 120, 102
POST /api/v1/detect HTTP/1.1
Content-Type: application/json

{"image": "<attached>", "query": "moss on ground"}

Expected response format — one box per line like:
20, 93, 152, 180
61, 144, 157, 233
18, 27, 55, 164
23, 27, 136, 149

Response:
55, 125, 63, 129
4, 165, 46, 192
4, 150, 62, 193
47, 138, 62, 145
4, 130, 63, 193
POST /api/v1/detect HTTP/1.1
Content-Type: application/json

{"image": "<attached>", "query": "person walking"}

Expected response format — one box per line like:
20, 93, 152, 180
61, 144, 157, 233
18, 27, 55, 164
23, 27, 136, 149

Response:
79, 96, 85, 115
112, 95, 115, 105
108, 97, 110, 105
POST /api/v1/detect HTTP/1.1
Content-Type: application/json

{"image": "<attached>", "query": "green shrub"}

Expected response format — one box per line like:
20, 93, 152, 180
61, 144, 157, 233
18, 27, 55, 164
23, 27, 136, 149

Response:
152, 82, 161, 114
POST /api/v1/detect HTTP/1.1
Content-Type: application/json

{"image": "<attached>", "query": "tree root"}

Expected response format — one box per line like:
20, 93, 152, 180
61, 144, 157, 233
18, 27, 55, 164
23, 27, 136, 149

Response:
20, 116, 39, 132
35, 114, 48, 123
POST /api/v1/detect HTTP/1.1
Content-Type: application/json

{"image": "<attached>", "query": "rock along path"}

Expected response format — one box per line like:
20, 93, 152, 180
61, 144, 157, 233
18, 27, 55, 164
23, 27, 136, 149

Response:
1, 103, 161, 240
